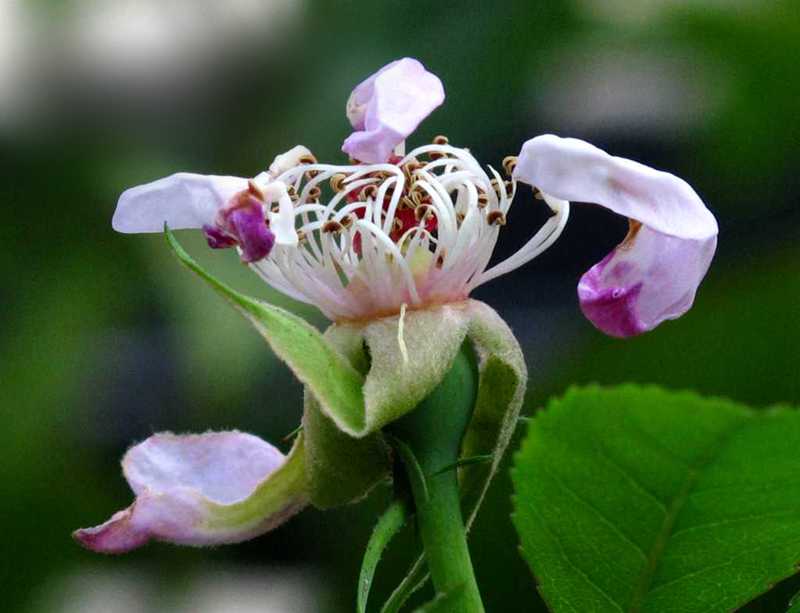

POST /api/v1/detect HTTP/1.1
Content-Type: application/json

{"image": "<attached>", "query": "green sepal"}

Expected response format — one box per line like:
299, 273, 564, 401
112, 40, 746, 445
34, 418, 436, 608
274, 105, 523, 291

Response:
302, 323, 390, 509
165, 228, 368, 435
358, 500, 409, 613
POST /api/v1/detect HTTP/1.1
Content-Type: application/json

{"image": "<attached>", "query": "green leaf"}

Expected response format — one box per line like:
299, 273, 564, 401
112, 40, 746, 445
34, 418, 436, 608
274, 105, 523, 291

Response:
789, 589, 800, 613
358, 500, 409, 613
165, 228, 367, 435
512, 385, 800, 613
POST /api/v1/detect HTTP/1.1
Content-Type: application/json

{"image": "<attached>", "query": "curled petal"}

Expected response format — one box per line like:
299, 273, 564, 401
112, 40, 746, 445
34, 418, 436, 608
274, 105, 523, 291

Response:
578, 225, 717, 337
113, 173, 247, 233
342, 58, 445, 164
74, 431, 307, 553
514, 134, 718, 336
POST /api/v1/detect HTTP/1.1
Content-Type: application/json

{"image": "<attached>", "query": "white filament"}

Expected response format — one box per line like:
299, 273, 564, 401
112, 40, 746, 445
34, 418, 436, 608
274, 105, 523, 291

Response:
249, 144, 566, 321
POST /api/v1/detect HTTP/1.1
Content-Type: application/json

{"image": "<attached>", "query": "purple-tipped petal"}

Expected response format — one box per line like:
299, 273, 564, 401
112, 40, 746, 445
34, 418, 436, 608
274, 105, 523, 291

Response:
514, 134, 718, 337
74, 431, 307, 553
578, 225, 717, 337
226, 203, 275, 262
113, 173, 248, 233
342, 58, 445, 163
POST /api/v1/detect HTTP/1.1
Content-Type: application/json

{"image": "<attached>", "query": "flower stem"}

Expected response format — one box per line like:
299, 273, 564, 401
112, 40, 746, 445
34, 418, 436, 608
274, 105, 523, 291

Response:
388, 342, 484, 612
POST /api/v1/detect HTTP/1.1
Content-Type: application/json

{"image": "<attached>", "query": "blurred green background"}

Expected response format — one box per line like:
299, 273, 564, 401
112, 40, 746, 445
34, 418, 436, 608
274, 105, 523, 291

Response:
1, 1, 798, 611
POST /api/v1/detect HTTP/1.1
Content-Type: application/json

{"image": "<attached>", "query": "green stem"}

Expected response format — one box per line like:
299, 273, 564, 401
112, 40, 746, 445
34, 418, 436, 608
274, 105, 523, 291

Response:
388, 342, 484, 612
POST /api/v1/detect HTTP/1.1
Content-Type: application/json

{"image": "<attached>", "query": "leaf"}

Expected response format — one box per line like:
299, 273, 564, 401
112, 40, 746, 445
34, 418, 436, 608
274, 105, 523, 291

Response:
358, 500, 409, 613
512, 385, 800, 613
165, 228, 368, 435
789, 589, 800, 613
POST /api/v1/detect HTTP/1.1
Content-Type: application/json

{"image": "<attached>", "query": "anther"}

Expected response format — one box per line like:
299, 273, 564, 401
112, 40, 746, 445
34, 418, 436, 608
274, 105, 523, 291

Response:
247, 180, 264, 200
433, 135, 449, 145
502, 156, 518, 176
305, 169, 321, 180
504, 180, 514, 197
392, 218, 404, 233
435, 251, 446, 268
477, 192, 490, 209
307, 186, 322, 201
296, 229, 307, 243
330, 173, 347, 192
456, 212, 465, 225
414, 204, 433, 222
533, 187, 544, 200
322, 220, 343, 233
362, 184, 379, 200
487, 210, 507, 226
399, 196, 416, 210
298, 153, 317, 165
286, 185, 297, 197
340, 215, 354, 229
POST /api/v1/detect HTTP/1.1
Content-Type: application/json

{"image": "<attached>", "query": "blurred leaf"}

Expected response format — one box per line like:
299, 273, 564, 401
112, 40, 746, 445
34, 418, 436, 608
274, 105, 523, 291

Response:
512, 385, 800, 612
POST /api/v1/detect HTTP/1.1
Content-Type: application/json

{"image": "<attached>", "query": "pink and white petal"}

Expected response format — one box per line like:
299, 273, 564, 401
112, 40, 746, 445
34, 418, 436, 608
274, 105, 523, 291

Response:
113, 173, 248, 233
513, 134, 718, 336
514, 135, 718, 240
74, 431, 308, 553
578, 225, 717, 337
342, 58, 445, 163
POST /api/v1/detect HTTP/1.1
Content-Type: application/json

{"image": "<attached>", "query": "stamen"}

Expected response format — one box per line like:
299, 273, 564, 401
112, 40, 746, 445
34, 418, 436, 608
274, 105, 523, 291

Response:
487, 210, 507, 226
247, 180, 264, 200
322, 220, 343, 233
502, 156, 517, 176
398, 303, 409, 365
330, 173, 347, 192
433, 135, 449, 146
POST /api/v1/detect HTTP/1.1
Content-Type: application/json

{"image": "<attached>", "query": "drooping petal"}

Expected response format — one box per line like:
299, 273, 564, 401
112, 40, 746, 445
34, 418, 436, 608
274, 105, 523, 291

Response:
342, 58, 445, 164
74, 431, 307, 553
514, 134, 718, 337
113, 173, 248, 233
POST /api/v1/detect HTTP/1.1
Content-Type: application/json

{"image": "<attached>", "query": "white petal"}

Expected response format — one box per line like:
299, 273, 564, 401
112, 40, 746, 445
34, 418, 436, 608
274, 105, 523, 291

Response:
514, 134, 718, 240
113, 172, 247, 233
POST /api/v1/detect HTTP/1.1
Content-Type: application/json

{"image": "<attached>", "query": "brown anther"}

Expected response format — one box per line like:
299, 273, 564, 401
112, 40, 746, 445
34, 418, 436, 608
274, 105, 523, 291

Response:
433, 135, 449, 146
429, 151, 445, 161
456, 212, 465, 225
504, 180, 514, 197
247, 180, 264, 200
414, 204, 432, 222
305, 169, 321, 180
298, 153, 317, 165
490, 178, 501, 193
348, 157, 361, 165
487, 210, 507, 226
399, 196, 416, 210
340, 215, 354, 229
296, 229, 307, 243
392, 218, 404, 233
362, 184, 379, 200
270, 202, 280, 213
477, 193, 490, 208
307, 186, 322, 200
502, 156, 518, 176
435, 251, 446, 268
533, 187, 544, 200
403, 160, 422, 180
286, 185, 297, 197
322, 220, 343, 233
330, 173, 347, 192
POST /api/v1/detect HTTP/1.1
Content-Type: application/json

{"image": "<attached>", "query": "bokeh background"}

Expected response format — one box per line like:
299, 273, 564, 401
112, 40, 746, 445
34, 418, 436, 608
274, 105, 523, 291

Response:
2, 1, 798, 611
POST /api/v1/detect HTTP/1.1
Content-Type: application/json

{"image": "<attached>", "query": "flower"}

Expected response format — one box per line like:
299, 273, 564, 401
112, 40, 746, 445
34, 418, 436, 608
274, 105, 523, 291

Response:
86, 57, 719, 554
113, 55, 716, 332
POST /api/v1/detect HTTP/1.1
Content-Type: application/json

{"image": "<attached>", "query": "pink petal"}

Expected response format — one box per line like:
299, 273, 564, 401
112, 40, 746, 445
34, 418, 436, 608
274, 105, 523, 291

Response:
74, 431, 306, 553
342, 58, 445, 163
113, 173, 248, 233
514, 134, 718, 337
